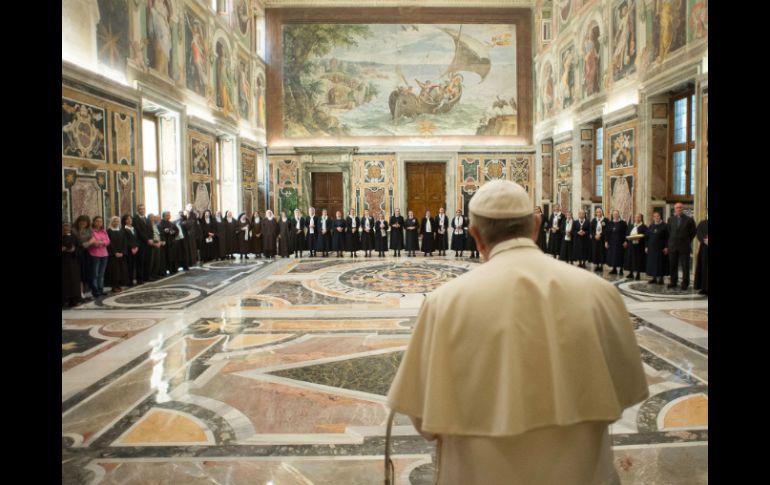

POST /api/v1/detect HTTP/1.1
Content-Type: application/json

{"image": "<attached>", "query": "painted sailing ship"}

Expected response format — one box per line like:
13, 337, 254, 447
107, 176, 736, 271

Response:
388, 26, 492, 122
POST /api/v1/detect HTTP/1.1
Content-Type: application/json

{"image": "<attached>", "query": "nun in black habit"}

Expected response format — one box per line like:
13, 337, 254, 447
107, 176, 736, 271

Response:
623, 213, 648, 280
645, 212, 669, 284
404, 211, 419, 257
199, 210, 218, 262
605, 210, 628, 276
331, 211, 346, 257
573, 210, 591, 268
390, 209, 405, 256
420, 211, 435, 256
62, 223, 82, 307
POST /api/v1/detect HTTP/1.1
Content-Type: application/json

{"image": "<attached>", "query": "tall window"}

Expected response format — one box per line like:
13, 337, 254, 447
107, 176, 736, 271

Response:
594, 125, 603, 199
669, 91, 696, 199
142, 117, 160, 216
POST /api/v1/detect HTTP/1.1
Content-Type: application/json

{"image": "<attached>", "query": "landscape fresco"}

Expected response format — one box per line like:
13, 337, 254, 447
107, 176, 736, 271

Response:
282, 23, 518, 138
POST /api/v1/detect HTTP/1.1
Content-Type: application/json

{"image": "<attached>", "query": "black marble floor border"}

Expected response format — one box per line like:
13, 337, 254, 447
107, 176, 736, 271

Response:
636, 385, 709, 433
639, 347, 704, 386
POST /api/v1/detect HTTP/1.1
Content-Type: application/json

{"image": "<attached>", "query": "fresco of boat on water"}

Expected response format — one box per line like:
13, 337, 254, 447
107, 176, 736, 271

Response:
282, 23, 518, 138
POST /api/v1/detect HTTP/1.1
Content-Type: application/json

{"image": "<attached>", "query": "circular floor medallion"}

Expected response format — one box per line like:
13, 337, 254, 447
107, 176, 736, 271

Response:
101, 288, 201, 307
336, 261, 470, 295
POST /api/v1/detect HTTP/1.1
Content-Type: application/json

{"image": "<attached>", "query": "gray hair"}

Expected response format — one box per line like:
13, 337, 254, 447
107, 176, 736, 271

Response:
470, 212, 534, 246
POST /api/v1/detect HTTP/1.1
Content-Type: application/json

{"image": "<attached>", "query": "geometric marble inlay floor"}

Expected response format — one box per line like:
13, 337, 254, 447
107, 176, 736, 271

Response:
62, 256, 707, 484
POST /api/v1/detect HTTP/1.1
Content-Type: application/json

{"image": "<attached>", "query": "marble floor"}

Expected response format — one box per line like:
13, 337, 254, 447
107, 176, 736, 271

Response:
62, 255, 708, 484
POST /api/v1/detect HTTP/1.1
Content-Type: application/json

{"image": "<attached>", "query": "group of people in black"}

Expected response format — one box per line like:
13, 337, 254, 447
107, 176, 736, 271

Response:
535, 202, 708, 295
62, 203, 484, 307
268, 206, 479, 259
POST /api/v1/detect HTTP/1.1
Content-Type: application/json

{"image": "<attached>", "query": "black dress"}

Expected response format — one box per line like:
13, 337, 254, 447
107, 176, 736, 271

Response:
106, 228, 129, 287
389, 216, 405, 250
451, 216, 466, 251
222, 217, 237, 257
180, 218, 199, 267
590, 217, 607, 265
160, 219, 179, 273
215, 217, 228, 259
405, 217, 419, 251
375, 219, 389, 252
606, 220, 628, 268
645, 222, 669, 278
123, 226, 139, 285
345, 216, 360, 252
434, 214, 449, 251
559, 219, 577, 262
200, 217, 218, 262
420, 217, 435, 253
62, 234, 81, 305
306, 215, 318, 253
236, 220, 252, 254
331, 218, 346, 252
278, 218, 292, 257
624, 224, 648, 275
360, 217, 375, 251
292, 217, 306, 252
250, 218, 263, 255
694, 220, 708, 293
546, 213, 565, 257
315, 217, 332, 253
572, 219, 591, 263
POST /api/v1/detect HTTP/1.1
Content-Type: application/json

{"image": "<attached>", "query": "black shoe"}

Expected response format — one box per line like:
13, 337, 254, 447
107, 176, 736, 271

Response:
619, 270, 624, 276
635, 274, 640, 280
698, 290, 708, 295
648, 278, 657, 283
608, 269, 618, 275
667, 283, 677, 289
680, 284, 689, 291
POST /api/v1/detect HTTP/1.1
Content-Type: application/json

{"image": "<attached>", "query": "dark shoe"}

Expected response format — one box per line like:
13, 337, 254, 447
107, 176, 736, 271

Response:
680, 284, 689, 291
635, 274, 640, 280
608, 269, 618, 275
667, 283, 676, 289
648, 278, 657, 283
698, 290, 708, 295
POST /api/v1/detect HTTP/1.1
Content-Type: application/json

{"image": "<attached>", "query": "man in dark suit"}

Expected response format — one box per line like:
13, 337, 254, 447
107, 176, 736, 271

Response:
133, 204, 153, 284
667, 202, 697, 290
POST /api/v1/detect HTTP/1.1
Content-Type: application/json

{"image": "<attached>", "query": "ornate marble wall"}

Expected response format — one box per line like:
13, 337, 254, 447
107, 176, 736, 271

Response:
534, 0, 708, 221
63, 0, 268, 220
352, 155, 398, 218
554, 140, 573, 212
456, 154, 535, 215
605, 118, 637, 222
62, 81, 140, 222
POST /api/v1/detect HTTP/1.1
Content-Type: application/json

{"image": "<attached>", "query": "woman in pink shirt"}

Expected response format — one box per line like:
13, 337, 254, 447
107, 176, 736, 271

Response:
88, 216, 110, 297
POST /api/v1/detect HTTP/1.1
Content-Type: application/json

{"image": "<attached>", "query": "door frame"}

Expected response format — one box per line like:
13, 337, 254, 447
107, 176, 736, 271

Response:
300, 164, 351, 214
397, 152, 457, 216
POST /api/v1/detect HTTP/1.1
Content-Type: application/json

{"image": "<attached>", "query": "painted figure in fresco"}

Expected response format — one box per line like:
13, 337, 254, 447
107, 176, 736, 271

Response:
119, 173, 133, 216
612, 0, 636, 78
192, 141, 210, 174
560, 48, 575, 108
655, 0, 674, 63
216, 43, 235, 116
236, 0, 249, 36
583, 24, 600, 97
146, 0, 174, 77
194, 182, 211, 213
187, 16, 208, 95
689, 0, 708, 40
542, 64, 554, 117
238, 60, 251, 119
62, 103, 105, 159
256, 74, 266, 128
611, 132, 633, 169
610, 176, 633, 223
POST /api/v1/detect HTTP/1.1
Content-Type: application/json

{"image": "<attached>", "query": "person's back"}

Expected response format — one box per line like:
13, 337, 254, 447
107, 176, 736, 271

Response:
415, 239, 636, 484
387, 180, 648, 485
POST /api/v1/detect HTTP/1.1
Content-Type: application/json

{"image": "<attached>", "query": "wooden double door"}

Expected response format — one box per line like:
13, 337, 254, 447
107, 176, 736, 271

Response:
406, 163, 446, 219
311, 172, 344, 216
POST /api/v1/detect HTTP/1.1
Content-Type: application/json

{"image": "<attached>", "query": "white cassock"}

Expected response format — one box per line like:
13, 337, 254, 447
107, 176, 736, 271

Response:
387, 237, 648, 485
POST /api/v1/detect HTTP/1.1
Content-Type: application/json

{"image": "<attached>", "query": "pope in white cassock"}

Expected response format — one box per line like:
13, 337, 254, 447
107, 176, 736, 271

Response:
387, 180, 649, 485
